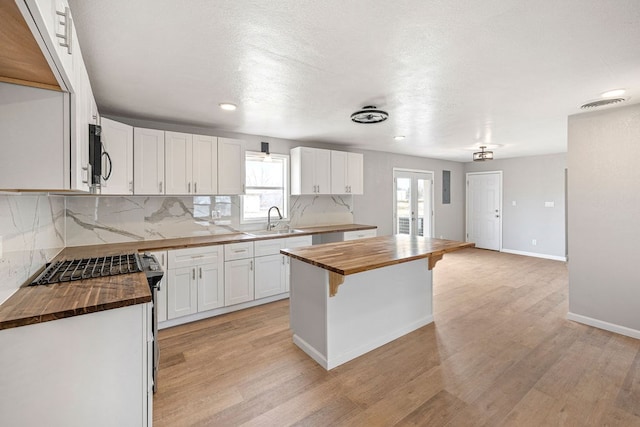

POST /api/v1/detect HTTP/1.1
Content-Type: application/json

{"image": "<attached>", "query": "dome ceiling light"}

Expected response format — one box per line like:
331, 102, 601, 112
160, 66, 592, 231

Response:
351, 106, 389, 124
473, 146, 494, 162
580, 98, 628, 109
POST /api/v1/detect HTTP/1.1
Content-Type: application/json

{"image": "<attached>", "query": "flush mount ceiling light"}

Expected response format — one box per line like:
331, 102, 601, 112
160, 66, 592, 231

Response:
351, 106, 389, 124
601, 89, 626, 98
473, 146, 494, 162
219, 103, 237, 111
394, 135, 405, 141
580, 97, 628, 109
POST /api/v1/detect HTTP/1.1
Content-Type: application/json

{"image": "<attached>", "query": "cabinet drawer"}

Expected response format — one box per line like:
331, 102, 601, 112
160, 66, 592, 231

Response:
343, 229, 377, 241
254, 239, 285, 257
168, 245, 222, 269
224, 242, 254, 261
285, 235, 313, 249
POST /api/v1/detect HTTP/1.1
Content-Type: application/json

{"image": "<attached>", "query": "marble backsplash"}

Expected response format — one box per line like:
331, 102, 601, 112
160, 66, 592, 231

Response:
65, 194, 353, 247
0, 194, 65, 303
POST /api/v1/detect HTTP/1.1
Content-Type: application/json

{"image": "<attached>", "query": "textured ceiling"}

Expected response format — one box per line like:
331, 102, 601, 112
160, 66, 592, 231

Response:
68, 0, 640, 162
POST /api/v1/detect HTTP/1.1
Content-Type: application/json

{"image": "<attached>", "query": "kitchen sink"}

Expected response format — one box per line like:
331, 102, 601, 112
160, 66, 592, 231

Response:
244, 229, 305, 237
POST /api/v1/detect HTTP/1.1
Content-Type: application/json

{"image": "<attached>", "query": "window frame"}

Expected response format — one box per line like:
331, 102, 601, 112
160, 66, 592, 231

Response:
240, 151, 290, 224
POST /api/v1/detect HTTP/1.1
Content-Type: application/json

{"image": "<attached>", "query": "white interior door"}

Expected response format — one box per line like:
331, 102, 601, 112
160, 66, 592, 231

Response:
393, 169, 434, 237
466, 172, 502, 250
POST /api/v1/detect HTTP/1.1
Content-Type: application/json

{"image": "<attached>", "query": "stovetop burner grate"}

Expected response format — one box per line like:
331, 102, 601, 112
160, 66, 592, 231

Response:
31, 254, 143, 285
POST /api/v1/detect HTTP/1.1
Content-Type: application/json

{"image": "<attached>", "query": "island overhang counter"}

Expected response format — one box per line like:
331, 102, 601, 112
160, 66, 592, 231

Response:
281, 235, 474, 370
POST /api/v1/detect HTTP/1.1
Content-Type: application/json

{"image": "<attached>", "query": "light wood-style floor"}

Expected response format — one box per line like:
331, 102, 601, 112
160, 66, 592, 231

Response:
154, 248, 640, 426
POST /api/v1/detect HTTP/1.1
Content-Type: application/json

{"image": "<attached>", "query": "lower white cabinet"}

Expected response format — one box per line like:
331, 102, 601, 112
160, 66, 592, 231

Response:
167, 246, 224, 319
224, 242, 255, 306
254, 254, 286, 299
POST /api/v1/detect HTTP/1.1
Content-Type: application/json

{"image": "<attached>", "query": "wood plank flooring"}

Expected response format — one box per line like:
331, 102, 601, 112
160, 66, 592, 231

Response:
154, 248, 640, 426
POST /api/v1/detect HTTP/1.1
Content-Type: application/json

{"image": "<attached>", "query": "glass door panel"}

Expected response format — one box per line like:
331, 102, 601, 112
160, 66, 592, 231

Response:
393, 170, 433, 237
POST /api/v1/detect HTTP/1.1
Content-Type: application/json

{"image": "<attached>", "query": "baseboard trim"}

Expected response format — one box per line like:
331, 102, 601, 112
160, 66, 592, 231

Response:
567, 312, 640, 340
501, 248, 566, 262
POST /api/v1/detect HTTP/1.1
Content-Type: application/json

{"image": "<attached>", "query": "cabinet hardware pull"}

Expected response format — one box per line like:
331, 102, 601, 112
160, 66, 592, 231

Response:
282, 256, 285, 265
159, 182, 163, 193
129, 181, 133, 193
233, 249, 245, 253
161, 254, 165, 265
188, 182, 191, 193
199, 267, 202, 279
250, 260, 253, 271
194, 182, 197, 193
191, 255, 204, 259
55, 7, 73, 54
192, 269, 195, 280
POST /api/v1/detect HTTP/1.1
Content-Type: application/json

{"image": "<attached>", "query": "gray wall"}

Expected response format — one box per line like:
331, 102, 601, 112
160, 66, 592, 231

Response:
109, 115, 466, 241
464, 153, 566, 258
567, 103, 640, 333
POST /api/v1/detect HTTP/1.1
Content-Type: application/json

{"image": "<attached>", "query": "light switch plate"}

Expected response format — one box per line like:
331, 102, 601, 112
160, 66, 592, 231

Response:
512, 201, 517, 206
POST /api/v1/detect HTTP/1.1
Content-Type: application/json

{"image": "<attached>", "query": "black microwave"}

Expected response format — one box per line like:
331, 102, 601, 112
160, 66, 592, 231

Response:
89, 124, 112, 189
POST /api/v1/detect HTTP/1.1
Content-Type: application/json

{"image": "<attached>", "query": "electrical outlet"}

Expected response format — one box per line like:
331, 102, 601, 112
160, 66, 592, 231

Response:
532, 239, 537, 246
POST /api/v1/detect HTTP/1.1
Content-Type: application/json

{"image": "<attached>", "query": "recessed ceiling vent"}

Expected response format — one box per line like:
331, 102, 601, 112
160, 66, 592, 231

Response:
580, 97, 628, 109
351, 106, 389, 124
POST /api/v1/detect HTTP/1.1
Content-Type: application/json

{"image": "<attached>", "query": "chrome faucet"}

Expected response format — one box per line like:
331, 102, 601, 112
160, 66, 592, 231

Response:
267, 206, 283, 230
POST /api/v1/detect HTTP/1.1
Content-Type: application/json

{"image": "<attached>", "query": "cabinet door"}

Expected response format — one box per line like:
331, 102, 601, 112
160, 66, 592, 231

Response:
330, 151, 348, 194
192, 134, 217, 194
314, 148, 331, 195
347, 152, 364, 194
167, 266, 197, 319
254, 254, 286, 299
165, 131, 193, 195
100, 118, 133, 194
133, 127, 165, 194
224, 259, 254, 306
69, 59, 91, 192
197, 261, 224, 312
218, 137, 245, 195
149, 251, 168, 323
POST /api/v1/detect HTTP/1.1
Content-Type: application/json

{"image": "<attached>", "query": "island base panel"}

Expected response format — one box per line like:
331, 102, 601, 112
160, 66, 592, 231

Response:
289, 258, 433, 370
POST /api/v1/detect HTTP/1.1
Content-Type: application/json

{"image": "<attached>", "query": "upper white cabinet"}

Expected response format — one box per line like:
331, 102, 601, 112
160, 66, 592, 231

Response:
165, 131, 193, 195
165, 132, 218, 195
218, 137, 245, 195
133, 127, 165, 195
330, 151, 363, 195
193, 134, 218, 194
100, 118, 133, 194
290, 147, 331, 195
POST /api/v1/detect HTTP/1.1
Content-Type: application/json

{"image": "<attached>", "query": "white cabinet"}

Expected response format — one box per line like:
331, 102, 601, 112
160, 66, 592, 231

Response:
167, 246, 224, 319
331, 151, 364, 195
193, 134, 218, 194
134, 127, 165, 194
343, 228, 377, 241
0, 304, 151, 426
149, 250, 168, 323
291, 147, 331, 195
218, 137, 245, 195
100, 118, 133, 194
165, 131, 193, 195
165, 132, 218, 195
254, 239, 287, 299
224, 242, 254, 306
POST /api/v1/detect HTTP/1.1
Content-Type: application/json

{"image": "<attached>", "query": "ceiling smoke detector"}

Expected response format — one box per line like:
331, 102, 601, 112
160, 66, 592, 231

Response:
580, 98, 628, 109
351, 106, 389, 124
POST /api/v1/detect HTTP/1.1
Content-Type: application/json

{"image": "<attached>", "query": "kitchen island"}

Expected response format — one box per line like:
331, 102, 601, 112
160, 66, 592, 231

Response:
281, 235, 473, 369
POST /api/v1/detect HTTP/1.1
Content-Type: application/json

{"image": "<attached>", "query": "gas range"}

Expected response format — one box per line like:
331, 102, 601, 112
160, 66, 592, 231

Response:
31, 254, 143, 285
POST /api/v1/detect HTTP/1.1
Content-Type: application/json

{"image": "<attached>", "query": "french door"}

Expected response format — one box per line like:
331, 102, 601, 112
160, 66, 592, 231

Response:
466, 171, 502, 250
393, 169, 434, 237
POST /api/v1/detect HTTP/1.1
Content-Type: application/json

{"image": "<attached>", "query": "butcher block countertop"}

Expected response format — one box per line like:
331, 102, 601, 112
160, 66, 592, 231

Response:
281, 235, 474, 276
0, 224, 376, 330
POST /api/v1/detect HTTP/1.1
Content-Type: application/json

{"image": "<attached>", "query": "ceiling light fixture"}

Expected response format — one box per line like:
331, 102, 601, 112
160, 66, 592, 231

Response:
580, 98, 628, 109
601, 89, 626, 98
261, 142, 272, 162
473, 146, 494, 162
351, 106, 389, 124
394, 135, 405, 141
219, 103, 237, 111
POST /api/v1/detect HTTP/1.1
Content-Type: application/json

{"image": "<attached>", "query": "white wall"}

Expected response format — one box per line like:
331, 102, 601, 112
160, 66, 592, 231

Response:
465, 153, 567, 259
567, 103, 640, 337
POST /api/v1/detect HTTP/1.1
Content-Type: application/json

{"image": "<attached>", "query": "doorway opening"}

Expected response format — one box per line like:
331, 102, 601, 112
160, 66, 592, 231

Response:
393, 168, 434, 237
